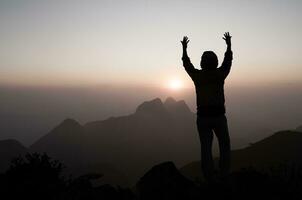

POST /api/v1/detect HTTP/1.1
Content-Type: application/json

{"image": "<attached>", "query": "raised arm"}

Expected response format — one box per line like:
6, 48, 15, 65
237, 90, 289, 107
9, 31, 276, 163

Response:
220, 32, 233, 78
181, 36, 198, 78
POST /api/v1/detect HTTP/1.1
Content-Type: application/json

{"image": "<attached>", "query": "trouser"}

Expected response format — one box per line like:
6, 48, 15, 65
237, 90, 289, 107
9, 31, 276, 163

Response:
196, 114, 231, 182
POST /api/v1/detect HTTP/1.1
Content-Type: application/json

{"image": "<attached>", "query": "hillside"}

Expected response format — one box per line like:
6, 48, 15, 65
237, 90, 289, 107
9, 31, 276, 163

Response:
296, 125, 302, 132
180, 130, 302, 180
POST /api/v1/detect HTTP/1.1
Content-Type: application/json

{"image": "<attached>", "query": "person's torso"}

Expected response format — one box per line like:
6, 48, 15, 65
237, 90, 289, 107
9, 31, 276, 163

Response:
192, 70, 226, 116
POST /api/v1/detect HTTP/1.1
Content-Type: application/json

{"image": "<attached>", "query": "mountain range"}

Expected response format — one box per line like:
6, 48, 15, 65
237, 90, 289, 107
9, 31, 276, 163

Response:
1, 97, 200, 185
1, 97, 302, 186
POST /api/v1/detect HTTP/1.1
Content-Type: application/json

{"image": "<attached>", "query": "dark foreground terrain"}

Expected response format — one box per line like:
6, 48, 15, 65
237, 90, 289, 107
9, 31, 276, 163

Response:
0, 152, 301, 200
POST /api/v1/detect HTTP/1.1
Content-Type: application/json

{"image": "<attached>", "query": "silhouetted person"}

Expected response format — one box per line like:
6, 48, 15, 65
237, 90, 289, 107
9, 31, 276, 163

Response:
181, 32, 233, 182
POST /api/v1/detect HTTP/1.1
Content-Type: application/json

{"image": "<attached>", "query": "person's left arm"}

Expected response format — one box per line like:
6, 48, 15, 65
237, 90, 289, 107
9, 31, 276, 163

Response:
219, 32, 233, 78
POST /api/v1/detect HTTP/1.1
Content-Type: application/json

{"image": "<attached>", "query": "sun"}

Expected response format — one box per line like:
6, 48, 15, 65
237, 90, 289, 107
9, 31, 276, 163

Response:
167, 79, 184, 90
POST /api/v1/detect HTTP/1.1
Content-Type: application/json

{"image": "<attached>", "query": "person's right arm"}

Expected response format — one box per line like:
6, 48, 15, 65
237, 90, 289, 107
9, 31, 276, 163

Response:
181, 36, 198, 78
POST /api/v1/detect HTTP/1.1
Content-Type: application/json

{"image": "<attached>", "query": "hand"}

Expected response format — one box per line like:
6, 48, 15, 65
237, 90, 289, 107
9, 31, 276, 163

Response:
223, 32, 232, 46
181, 36, 189, 49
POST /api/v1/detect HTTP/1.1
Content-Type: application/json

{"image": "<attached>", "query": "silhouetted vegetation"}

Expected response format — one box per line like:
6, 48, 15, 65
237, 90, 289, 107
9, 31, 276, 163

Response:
1, 153, 66, 199
0, 153, 135, 200
1, 153, 301, 200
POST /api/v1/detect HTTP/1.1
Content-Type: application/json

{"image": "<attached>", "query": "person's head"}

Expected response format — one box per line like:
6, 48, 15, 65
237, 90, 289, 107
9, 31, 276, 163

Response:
200, 51, 218, 70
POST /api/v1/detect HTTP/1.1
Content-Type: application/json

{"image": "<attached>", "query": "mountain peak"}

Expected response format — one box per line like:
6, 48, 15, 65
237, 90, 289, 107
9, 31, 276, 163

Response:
30, 118, 83, 152
46, 118, 82, 137
135, 97, 192, 117
135, 98, 166, 116
164, 97, 177, 105
163, 97, 192, 115
35, 118, 82, 141
60, 118, 81, 127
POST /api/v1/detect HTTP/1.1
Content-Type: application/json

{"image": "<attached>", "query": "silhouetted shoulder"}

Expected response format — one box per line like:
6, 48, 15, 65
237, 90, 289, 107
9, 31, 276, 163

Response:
182, 56, 200, 80
218, 50, 233, 79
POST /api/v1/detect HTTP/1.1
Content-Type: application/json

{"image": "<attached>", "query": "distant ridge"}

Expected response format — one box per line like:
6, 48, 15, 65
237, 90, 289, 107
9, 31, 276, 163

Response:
30, 117, 86, 166
31, 118, 84, 150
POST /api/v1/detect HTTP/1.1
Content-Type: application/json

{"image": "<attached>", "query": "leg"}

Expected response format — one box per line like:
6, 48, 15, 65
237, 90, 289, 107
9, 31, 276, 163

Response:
196, 117, 214, 182
213, 115, 231, 178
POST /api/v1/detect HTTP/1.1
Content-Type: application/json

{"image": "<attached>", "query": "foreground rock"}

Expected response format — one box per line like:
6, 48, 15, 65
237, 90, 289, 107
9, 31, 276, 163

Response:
137, 162, 200, 200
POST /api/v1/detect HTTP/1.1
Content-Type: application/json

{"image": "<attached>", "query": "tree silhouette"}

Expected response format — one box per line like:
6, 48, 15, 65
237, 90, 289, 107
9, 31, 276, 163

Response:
1, 153, 66, 199
0, 152, 135, 200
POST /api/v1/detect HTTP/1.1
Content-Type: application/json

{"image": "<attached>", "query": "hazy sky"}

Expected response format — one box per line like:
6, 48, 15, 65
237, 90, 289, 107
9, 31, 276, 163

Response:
0, 0, 301, 88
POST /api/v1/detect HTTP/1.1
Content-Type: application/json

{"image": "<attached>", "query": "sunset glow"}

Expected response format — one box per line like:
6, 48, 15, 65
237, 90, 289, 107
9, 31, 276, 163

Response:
0, 1, 301, 87
167, 79, 184, 90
